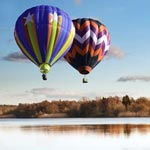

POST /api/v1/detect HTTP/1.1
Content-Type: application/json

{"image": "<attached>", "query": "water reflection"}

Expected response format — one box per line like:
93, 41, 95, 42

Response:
20, 124, 150, 136
1, 119, 150, 150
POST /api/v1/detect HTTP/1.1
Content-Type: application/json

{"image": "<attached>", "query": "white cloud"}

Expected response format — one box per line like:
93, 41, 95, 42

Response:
0, 87, 105, 104
117, 75, 150, 82
27, 88, 134, 101
28, 87, 84, 99
106, 45, 125, 59
0, 86, 148, 105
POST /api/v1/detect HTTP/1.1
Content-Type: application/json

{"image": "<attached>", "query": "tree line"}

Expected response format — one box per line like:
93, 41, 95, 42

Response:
0, 95, 150, 118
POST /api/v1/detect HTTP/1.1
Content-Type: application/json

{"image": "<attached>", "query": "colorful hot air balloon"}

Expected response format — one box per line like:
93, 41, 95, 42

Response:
64, 18, 110, 83
14, 5, 75, 80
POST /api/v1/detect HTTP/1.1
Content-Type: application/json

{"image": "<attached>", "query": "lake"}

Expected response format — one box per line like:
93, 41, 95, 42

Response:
0, 118, 150, 150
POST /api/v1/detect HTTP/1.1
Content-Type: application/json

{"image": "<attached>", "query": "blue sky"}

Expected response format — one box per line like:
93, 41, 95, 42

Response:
0, 0, 150, 104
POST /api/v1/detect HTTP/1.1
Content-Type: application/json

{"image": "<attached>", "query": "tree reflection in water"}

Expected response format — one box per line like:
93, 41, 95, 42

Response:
20, 124, 150, 137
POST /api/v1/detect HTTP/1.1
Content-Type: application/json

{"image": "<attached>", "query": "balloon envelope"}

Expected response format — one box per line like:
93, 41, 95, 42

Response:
14, 5, 75, 78
65, 18, 110, 75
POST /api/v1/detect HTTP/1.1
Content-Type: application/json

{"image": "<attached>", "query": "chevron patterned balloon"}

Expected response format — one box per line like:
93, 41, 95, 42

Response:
65, 18, 110, 75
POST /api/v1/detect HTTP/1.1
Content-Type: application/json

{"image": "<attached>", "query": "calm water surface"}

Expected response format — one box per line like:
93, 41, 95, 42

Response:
0, 118, 150, 150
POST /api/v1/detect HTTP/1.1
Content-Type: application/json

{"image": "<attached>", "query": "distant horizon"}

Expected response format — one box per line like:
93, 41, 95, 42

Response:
0, 94, 150, 105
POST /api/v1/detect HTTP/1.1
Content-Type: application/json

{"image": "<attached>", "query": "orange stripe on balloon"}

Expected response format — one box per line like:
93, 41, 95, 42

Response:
90, 21, 99, 31
97, 48, 104, 61
66, 43, 104, 60
73, 20, 90, 31
74, 20, 101, 32
32, 16, 40, 51
54, 16, 62, 46
47, 14, 53, 50
98, 25, 107, 33
23, 18, 34, 53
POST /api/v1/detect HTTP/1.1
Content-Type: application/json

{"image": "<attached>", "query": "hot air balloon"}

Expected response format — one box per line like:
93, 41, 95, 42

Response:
64, 18, 110, 83
14, 5, 75, 80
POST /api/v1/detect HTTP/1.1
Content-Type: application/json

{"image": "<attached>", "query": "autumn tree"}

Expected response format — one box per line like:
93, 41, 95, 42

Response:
122, 95, 131, 111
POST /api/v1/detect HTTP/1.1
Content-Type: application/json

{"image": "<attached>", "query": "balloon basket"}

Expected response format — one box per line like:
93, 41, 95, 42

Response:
42, 73, 47, 80
82, 77, 88, 83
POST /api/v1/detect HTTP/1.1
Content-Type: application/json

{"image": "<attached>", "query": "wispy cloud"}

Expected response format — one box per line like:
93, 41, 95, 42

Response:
2, 52, 29, 62
0, 87, 143, 104
2, 51, 66, 63
28, 87, 83, 99
106, 45, 125, 59
117, 75, 150, 82
0, 87, 96, 104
